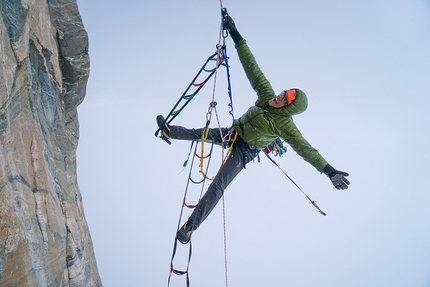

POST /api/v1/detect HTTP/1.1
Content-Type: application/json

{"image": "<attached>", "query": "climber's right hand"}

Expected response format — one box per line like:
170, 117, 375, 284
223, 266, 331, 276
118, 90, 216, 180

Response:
222, 14, 243, 43
223, 15, 237, 32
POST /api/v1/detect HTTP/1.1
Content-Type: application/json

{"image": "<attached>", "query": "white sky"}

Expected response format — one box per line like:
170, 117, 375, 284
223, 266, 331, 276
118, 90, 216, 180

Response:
76, 1, 430, 286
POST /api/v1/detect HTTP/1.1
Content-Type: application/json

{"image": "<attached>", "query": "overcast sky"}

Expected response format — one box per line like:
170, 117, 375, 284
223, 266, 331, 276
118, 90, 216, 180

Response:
76, 1, 430, 286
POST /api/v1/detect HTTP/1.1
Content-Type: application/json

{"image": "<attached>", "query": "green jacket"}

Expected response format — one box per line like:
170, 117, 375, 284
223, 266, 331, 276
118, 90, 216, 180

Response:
233, 40, 327, 172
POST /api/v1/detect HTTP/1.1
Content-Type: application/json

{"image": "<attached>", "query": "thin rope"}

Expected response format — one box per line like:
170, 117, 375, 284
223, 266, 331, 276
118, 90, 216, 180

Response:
264, 152, 327, 216
212, 43, 226, 157
222, 195, 228, 287
218, 3, 229, 287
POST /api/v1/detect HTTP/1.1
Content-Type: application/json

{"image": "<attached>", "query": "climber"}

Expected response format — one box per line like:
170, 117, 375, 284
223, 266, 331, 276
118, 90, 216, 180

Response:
156, 12, 350, 244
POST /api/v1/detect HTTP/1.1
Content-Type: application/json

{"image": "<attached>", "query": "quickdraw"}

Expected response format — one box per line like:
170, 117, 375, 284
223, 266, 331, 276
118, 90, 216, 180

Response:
198, 101, 217, 180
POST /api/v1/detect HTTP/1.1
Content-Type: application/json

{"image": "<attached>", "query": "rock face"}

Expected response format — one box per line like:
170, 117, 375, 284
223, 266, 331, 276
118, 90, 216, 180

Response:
0, 0, 102, 286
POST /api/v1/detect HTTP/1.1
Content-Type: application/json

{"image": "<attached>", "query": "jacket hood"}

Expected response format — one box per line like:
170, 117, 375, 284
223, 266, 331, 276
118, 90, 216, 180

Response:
286, 88, 308, 115
261, 88, 308, 117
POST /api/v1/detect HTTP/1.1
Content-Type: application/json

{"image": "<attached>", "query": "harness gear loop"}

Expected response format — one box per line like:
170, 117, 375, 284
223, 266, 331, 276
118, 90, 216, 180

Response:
263, 138, 287, 157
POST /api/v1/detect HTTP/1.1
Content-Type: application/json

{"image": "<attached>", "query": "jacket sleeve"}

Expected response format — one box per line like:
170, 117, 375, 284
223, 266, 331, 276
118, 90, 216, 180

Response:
235, 39, 275, 103
276, 119, 328, 172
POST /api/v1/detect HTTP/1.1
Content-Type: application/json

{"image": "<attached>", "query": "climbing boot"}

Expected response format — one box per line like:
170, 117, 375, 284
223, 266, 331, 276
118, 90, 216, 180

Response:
176, 221, 195, 244
156, 115, 172, 144
156, 115, 171, 138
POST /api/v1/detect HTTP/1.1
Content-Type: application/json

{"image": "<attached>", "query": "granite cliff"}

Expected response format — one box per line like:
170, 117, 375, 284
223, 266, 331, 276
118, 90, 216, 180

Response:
0, 0, 102, 286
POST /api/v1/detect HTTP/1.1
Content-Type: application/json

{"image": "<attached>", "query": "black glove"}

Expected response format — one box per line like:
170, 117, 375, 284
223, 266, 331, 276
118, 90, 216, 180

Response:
222, 11, 243, 44
323, 164, 350, 190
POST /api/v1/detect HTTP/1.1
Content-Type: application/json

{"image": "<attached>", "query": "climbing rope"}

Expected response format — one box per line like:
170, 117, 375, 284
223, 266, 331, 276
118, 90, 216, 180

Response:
217, 7, 233, 287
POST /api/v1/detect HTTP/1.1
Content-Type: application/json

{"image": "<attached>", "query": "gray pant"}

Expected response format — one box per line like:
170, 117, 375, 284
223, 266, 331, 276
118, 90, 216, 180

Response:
170, 125, 258, 229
